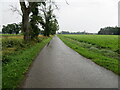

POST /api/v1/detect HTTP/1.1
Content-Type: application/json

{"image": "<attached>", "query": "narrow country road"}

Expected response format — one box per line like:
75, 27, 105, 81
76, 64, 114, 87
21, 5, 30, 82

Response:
22, 36, 118, 88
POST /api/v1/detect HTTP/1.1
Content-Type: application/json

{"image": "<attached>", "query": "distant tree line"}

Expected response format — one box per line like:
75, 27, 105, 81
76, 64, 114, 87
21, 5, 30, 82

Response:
58, 31, 86, 34
58, 31, 97, 35
98, 27, 120, 35
2, 23, 21, 34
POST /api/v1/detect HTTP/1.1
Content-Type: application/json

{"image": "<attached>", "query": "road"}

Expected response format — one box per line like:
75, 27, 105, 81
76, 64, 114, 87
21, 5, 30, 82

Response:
22, 36, 118, 88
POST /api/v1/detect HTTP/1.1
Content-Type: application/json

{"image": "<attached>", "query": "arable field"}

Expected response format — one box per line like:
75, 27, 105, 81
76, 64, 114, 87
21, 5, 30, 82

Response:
2, 35, 52, 88
58, 35, 120, 75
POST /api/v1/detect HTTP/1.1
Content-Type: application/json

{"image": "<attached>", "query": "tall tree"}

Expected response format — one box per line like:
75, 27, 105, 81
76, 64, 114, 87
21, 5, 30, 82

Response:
19, 0, 36, 41
29, 2, 45, 40
39, 0, 59, 36
30, 3, 40, 40
20, 0, 59, 40
50, 18, 59, 35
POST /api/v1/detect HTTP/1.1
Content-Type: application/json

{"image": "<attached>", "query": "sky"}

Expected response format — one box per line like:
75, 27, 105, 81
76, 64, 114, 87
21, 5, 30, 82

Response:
0, 0, 119, 33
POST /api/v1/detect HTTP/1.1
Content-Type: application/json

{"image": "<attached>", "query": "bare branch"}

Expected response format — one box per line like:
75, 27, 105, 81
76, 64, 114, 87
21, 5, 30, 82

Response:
10, 5, 23, 16
65, 0, 69, 5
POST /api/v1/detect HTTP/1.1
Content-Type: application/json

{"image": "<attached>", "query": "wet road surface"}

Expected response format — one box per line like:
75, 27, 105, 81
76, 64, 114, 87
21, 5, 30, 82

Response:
22, 36, 118, 88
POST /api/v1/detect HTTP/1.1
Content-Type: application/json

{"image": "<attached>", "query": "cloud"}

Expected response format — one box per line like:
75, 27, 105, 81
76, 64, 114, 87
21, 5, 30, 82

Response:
0, 0, 118, 33
56, 0, 118, 33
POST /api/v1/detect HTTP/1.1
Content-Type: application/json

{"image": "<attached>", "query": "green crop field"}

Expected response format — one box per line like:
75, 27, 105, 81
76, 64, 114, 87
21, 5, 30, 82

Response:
2, 35, 52, 88
58, 35, 120, 75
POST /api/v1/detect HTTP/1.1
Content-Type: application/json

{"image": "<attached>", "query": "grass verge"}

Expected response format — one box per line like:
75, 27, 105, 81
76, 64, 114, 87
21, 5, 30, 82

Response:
58, 35, 119, 75
2, 37, 52, 88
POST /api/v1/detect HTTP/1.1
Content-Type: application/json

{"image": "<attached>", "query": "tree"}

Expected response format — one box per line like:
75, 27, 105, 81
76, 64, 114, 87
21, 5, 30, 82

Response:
19, 0, 37, 41
50, 18, 59, 35
14, 23, 21, 34
2, 25, 9, 34
19, 1, 47, 41
29, 3, 41, 40
39, 0, 59, 36
98, 27, 120, 35
19, 0, 59, 41
2, 23, 21, 34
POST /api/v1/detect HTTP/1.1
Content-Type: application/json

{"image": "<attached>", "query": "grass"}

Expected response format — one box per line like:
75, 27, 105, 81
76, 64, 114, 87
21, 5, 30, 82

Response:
2, 35, 52, 88
62, 35, 119, 51
58, 35, 119, 75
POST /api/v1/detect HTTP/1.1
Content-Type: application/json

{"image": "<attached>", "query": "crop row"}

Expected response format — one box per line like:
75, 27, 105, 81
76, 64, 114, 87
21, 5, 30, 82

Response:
63, 35, 119, 52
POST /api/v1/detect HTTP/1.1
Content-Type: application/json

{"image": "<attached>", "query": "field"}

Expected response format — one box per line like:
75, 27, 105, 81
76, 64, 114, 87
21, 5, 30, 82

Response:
2, 34, 120, 88
58, 35, 120, 75
2, 35, 52, 88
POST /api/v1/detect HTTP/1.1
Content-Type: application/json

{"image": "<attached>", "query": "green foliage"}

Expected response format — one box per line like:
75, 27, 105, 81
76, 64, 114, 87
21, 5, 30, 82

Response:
2, 36, 52, 88
39, 0, 59, 36
50, 18, 59, 35
58, 35, 119, 75
2, 23, 21, 34
20, 1, 59, 41
98, 26, 120, 35
30, 3, 41, 40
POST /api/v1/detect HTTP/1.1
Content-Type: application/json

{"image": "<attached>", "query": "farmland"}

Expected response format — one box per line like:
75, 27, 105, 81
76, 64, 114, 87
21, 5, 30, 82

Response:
58, 35, 119, 75
2, 35, 52, 88
2, 34, 119, 88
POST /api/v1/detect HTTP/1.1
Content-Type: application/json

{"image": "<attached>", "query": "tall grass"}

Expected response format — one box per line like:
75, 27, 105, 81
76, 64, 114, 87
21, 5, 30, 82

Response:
2, 36, 52, 88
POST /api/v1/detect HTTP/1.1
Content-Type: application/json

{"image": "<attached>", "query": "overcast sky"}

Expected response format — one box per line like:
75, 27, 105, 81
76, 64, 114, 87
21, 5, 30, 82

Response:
0, 0, 119, 33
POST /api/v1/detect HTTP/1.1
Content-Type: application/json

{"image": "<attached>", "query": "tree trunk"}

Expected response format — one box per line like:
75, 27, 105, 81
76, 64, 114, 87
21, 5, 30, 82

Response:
22, 10, 30, 42
20, 1, 32, 42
